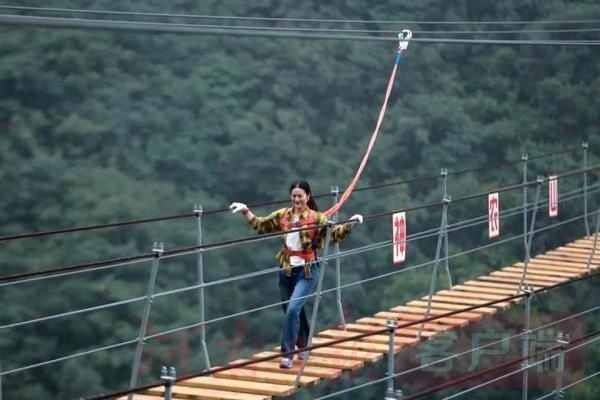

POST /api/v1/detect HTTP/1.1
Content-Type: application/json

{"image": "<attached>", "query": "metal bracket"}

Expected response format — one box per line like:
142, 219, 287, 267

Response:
398, 29, 412, 51
152, 242, 164, 256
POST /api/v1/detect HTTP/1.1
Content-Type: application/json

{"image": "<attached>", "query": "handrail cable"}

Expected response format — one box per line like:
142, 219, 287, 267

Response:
0, 164, 596, 286
1, 15, 599, 46
2, 5, 600, 27
0, 146, 578, 242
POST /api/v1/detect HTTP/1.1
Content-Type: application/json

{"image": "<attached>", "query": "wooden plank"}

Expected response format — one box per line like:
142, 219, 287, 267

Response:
519, 260, 589, 273
344, 322, 437, 338
452, 284, 518, 296
229, 359, 340, 379
555, 246, 598, 256
252, 352, 363, 371
390, 305, 483, 321
318, 329, 420, 346
489, 271, 565, 283
407, 300, 496, 314
462, 280, 531, 291
213, 368, 319, 388
356, 317, 453, 331
478, 275, 552, 287
310, 346, 383, 362
525, 258, 591, 270
374, 311, 470, 327
421, 295, 511, 309
118, 395, 165, 400
436, 289, 518, 303
502, 266, 577, 278
147, 384, 271, 400
537, 254, 600, 269
534, 253, 597, 264
311, 336, 401, 353
179, 377, 294, 397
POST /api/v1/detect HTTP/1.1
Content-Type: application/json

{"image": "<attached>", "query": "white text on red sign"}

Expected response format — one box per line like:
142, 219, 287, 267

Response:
393, 212, 406, 264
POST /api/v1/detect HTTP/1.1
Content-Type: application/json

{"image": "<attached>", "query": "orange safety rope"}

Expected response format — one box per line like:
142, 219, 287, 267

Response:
325, 31, 411, 217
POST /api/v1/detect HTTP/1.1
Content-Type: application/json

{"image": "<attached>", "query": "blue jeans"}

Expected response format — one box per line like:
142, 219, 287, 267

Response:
278, 263, 319, 354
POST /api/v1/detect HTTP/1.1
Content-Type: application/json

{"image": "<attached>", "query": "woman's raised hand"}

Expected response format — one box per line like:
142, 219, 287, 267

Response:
229, 202, 249, 214
349, 214, 363, 224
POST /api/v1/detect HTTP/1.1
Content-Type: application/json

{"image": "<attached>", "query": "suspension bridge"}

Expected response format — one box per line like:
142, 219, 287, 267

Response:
0, 145, 599, 400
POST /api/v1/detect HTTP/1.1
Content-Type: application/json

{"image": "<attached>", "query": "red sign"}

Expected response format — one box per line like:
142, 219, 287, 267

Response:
549, 175, 558, 217
393, 212, 406, 264
488, 193, 500, 239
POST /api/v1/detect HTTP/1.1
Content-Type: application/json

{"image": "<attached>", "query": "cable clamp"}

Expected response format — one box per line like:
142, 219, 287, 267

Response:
398, 29, 412, 51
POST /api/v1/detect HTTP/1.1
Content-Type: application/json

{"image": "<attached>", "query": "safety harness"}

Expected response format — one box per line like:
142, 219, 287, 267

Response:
280, 208, 318, 262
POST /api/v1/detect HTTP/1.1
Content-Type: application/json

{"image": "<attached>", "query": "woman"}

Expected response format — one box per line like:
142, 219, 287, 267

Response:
230, 181, 362, 368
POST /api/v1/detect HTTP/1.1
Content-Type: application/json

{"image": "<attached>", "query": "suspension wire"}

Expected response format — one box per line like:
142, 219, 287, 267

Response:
0, 146, 581, 243
0, 213, 193, 242
1, 15, 599, 46
3, 7, 600, 37
2, 5, 600, 26
0, 338, 138, 377
0, 257, 150, 289
0, 253, 154, 284
1, 164, 596, 287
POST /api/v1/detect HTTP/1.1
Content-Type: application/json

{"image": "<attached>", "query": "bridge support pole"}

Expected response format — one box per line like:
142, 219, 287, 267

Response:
128, 242, 164, 400
583, 142, 590, 236
384, 319, 398, 400
295, 225, 333, 387
522, 152, 529, 261
586, 207, 600, 270
160, 366, 176, 400
519, 177, 543, 293
521, 284, 534, 400
194, 205, 211, 370
419, 195, 450, 339
440, 169, 453, 289
554, 332, 569, 399
330, 185, 346, 330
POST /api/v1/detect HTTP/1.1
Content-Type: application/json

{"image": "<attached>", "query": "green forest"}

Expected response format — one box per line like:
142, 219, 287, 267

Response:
1, 0, 599, 399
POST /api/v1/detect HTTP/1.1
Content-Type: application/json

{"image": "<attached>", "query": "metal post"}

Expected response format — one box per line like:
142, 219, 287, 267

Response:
519, 177, 543, 292
384, 319, 398, 400
554, 332, 569, 399
330, 185, 346, 329
0, 359, 3, 400
295, 225, 333, 387
194, 205, 211, 370
522, 153, 529, 254
583, 142, 590, 236
128, 242, 164, 399
160, 366, 176, 400
521, 284, 534, 400
419, 196, 451, 339
440, 169, 453, 289
585, 208, 600, 270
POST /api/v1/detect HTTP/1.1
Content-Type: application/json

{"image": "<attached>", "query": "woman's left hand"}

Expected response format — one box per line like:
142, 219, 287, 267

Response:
349, 214, 363, 224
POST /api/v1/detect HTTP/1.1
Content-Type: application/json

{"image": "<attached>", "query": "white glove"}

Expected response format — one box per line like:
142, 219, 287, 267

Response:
349, 214, 363, 224
229, 202, 248, 214
398, 29, 412, 51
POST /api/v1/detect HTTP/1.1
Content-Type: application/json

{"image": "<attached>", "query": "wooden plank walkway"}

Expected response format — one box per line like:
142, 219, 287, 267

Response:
129, 236, 599, 400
